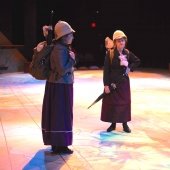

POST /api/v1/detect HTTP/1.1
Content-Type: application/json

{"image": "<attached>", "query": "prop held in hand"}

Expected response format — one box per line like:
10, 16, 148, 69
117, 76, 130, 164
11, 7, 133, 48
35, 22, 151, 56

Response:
87, 71, 129, 109
87, 83, 116, 109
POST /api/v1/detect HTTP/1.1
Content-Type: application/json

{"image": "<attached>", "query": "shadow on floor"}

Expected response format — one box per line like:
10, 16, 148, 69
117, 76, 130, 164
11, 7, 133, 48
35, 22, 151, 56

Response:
23, 148, 70, 170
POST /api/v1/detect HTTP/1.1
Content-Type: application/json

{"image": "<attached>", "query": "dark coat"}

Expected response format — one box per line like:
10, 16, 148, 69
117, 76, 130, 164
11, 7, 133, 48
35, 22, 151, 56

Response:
48, 41, 75, 84
103, 48, 140, 86
101, 48, 140, 123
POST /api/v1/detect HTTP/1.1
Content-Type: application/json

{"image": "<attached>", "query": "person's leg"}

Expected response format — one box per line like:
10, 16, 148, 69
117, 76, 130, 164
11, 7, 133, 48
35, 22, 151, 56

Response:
122, 122, 131, 133
107, 122, 116, 132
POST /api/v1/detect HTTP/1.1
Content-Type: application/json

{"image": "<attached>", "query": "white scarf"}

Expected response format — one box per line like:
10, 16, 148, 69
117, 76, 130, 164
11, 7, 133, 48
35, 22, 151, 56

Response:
119, 54, 128, 67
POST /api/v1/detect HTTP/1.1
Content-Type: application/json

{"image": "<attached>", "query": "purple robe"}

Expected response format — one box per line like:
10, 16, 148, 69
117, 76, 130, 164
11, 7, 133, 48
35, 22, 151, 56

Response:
42, 82, 73, 146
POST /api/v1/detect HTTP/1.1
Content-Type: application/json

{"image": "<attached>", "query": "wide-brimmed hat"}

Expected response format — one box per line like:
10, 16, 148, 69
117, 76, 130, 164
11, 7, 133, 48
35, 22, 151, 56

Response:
54, 21, 75, 40
113, 30, 127, 41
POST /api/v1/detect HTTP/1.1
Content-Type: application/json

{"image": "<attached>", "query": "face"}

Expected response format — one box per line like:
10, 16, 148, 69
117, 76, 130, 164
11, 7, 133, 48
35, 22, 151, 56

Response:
105, 38, 113, 49
115, 38, 126, 51
62, 33, 74, 45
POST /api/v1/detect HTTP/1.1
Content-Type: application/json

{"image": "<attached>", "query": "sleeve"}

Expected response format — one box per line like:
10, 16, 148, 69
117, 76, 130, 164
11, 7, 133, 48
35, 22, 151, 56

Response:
44, 29, 53, 45
51, 47, 75, 76
128, 52, 141, 72
103, 52, 111, 86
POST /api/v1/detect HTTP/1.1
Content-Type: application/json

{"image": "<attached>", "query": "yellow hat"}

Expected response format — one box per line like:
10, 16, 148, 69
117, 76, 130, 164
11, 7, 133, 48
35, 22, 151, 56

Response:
54, 21, 75, 40
113, 30, 127, 41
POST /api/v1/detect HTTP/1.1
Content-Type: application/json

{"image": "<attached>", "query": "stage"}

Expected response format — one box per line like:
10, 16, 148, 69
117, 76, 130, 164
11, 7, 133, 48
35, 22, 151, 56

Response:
0, 69, 170, 170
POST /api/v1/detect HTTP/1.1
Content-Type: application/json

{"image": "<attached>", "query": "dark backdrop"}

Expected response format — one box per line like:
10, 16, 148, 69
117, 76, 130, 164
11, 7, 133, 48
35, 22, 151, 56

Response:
0, 0, 170, 68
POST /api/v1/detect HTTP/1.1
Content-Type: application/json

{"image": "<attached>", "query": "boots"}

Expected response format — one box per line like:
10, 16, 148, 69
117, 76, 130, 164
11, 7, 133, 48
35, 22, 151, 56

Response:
107, 122, 131, 133
123, 122, 131, 133
107, 123, 116, 132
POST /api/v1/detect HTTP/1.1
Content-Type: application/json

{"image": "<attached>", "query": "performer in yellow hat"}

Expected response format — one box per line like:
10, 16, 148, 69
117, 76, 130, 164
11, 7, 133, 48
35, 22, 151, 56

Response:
101, 30, 140, 133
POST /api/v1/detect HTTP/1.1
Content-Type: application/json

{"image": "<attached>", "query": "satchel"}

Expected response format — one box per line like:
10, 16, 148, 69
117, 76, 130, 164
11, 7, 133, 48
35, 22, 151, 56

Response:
29, 41, 54, 80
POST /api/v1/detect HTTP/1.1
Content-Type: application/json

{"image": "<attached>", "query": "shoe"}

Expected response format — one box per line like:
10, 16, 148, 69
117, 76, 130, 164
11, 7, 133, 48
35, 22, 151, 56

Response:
51, 145, 57, 152
123, 123, 131, 133
52, 146, 73, 154
51, 146, 62, 154
107, 123, 116, 132
60, 146, 73, 154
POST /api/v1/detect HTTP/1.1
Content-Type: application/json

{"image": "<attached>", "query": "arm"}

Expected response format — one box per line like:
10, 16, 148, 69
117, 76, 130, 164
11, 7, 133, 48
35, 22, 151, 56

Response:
51, 47, 75, 76
103, 52, 112, 93
128, 52, 140, 72
42, 25, 53, 45
103, 52, 111, 86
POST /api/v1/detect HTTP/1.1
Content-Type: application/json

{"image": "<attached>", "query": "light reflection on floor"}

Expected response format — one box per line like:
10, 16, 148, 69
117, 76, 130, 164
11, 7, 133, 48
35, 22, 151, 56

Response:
0, 68, 170, 170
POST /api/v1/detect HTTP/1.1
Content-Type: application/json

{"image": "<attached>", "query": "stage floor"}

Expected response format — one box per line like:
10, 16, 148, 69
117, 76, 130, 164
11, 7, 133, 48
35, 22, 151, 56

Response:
0, 69, 170, 170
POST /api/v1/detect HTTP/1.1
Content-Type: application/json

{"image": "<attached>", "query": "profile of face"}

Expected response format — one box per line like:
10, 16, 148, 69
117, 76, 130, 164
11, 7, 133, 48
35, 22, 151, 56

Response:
115, 38, 126, 51
62, 33, 74, 45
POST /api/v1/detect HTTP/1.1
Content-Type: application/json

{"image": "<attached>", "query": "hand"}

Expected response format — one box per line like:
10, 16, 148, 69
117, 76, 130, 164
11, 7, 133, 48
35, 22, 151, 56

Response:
42, 25, 51, 37
36, 41, 46, 52
69, 51, 75, 60
104, 86, 110, 94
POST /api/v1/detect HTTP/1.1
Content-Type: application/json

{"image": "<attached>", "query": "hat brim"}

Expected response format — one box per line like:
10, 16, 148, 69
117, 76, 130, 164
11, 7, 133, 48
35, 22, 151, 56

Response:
56, 30, 75, 40
114, 36, 127, 41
